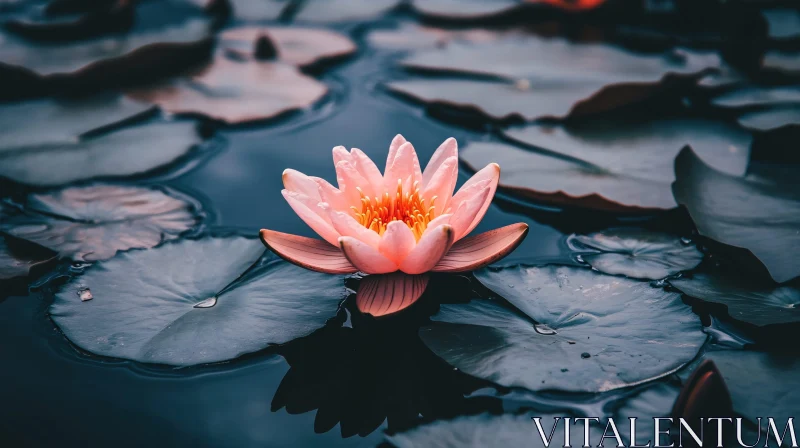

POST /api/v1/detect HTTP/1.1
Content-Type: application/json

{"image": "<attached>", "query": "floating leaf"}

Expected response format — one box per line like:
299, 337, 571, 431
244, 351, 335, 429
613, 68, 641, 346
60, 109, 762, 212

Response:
670, 273, 800, 327
387, 36, 721, 121
226, 0, 289, 21
50, 236, 347, 366
0, 120, 204, 186
0, 18, 213, 100
219, 27, 356, 68
420, 265, 705, 393
460, 119, 750, 212
386, 413, 603, 448
763, 9, 800, 40
568, 228, 703, 280
409, 0, 522, 20
368, 23, 512, 51
712, 86, 800, 109
293, 0, 401, 23
673, 147, 800, 283
1, 184, 201, 261
738, 106, 800, 132
127, 26, 354, 124
0, 233, 56, 281
762, 50, 800, 76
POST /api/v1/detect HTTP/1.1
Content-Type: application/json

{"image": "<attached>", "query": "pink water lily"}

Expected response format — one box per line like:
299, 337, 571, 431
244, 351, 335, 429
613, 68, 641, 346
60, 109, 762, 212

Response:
260, 135, 528, 316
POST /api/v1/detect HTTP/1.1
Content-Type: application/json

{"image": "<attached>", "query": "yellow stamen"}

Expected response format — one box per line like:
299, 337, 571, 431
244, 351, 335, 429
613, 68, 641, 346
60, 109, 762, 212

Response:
352, 178, 437, 241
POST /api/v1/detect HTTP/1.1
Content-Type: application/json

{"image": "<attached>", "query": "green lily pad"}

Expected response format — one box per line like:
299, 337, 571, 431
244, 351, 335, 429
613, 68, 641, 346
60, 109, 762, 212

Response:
50, 236, 347, 366
420, 265, 705, 393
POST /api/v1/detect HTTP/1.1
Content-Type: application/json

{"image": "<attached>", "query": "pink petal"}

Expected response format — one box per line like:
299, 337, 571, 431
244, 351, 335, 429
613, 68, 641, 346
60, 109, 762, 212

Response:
260, 229, 357, 274
332, 145, 351, 166
283, 169, 321, 200
421, 156, 458, 216
356, 272, 430, 317
422, 137, 458, 188
314, 177, 351, 213
449, 186, 491, 241
384, 141, 422, 193
282, 190, 340, 246
329, 210, 381, 247
350, 148, 384, 197
423, 214, 452, 234
385, 134, 407, 172
379, 221, 416, 264
449, 163, 500, 239
399, 225, 454, 274
339, 236, 398, 274
335, 159, 368, 206
432, 223, 529, 272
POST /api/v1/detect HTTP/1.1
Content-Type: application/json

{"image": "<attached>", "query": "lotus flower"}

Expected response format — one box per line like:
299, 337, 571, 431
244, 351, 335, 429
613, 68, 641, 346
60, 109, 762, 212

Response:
260, 135, 528, 316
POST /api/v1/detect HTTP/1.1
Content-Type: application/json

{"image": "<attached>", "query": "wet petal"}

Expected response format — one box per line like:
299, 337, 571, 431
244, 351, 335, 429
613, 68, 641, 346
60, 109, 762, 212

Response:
421, 156, 458, 216
260, 229, 357, 274
422, 137, 458, 187
399, 225, 454, 274
282, 190, 340, 246
350, 148, 384, 197
379, 221, 417, 264
283, 169, 321, 200
339, 236, 398, 274
449, 163, 500, 239
433, 223, 529, 272
356, 272, 430, 317
449, 186, 491, 241
329, 211, 381, 248
384, 141, 422, 193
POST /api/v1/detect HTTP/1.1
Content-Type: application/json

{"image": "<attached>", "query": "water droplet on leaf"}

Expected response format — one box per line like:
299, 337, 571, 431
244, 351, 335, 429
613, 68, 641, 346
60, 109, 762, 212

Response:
534, 324, 557, 335
78, 288, 92, 302
194, 296, 217, 308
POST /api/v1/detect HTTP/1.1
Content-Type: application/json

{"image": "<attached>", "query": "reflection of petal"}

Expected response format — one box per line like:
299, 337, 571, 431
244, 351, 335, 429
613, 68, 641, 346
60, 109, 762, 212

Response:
433, 223, 528, 272
356, 272, 430, 317
260, 229, 357, 274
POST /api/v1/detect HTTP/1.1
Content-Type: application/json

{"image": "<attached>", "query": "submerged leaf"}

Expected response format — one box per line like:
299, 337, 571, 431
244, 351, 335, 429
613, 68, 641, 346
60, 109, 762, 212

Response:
420, 265, 705, 393
1, 185, 201, 261
50, 236, 347, 366
670, 273, 800, 327
568, 228, 703, 279
461, 119, 750, 212
0, 233, 57, 281
673, 147, 800, 283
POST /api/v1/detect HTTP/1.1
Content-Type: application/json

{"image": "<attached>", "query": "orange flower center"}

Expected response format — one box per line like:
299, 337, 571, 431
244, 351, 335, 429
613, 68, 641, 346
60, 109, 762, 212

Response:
351, 179, 436, 240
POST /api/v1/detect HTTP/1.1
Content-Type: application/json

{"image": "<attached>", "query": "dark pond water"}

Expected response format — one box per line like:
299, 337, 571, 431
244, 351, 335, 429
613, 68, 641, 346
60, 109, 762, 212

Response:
2, 1, 799, 447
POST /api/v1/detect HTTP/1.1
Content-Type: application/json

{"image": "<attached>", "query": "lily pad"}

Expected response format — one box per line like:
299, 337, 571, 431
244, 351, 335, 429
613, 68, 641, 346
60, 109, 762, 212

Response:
127, 26, 354, 124
461, 119, 750, 212
50, 236, 347, 366
0, 18, 213, 100
670, 272, 800, 327
387, 36, 721, 121
368, 23, 513, 51
409, 0, 522, 20
0, 184, 201, 261
226, 0, 289, 21
737, 106, 800, 132
0, 233, 57, 281
763, 9, 800, 40
0, 120, 204, 186
293, 0, 400, 23
568, 228, 703, 280
673, 147, 800, 283
420, 265, 705, 393
712, 86, 800, 109
386, 413, 603, 448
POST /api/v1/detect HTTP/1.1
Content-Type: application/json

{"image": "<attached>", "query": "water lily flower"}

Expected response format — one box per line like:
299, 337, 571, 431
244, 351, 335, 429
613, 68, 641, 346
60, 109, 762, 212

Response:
260, 135, 528, 316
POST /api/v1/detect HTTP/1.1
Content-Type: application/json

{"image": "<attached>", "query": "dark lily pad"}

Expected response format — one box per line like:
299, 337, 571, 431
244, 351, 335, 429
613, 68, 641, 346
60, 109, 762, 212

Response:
409, 0, 522, 20
0, 120, 204, 186
698, 350, 800, 423
387, 36, 721, 121
386, 413, 604, 448
737, 106, 800, 132
0, 17, 213, 100
461, 119, 750, 212
226, 0, 289, 21
673, 147, 800, 283
368, 23, 513, 51
50, 236, 347, 366
712, 86, 800, 108
420, 265, 705, 393
762, 50, 800, 76
2, 0, 134, 42
763, 9, 800, 40
568, 228, 703, 280
293, 0, 401, 23
670, 273, 800, 327
127, 26, 354, 124
1, 184, 201, 261
0, 233, 57, 281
